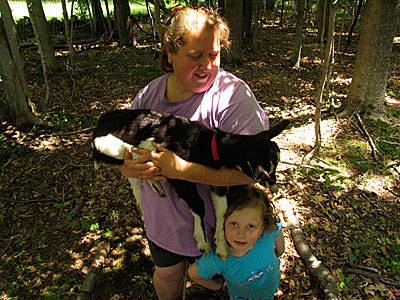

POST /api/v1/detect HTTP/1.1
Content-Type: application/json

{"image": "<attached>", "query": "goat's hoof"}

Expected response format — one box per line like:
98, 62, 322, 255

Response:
217, 253, 228, 260
198, 242, 211, 253
216, 247, 229, 260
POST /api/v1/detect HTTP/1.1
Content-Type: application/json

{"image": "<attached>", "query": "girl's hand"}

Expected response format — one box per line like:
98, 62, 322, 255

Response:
118, 148, 166, 181
150, 143, 190, 180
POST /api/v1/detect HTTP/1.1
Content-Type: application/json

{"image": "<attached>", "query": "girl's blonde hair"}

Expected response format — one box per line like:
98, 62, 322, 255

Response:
225, 185, 278, 233
160, 6, 230, 73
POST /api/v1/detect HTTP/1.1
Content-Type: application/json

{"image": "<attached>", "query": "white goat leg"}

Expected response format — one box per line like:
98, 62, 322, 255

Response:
128, 177, 144, 221
212, 193, 229, 260
192, 213, 211, 253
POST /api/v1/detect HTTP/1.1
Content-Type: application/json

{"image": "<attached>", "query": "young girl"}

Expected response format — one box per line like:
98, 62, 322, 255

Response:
188, 185, 285, 300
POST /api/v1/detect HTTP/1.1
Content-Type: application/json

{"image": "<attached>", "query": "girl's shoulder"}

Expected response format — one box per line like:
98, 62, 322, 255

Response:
261, 223, 282, 240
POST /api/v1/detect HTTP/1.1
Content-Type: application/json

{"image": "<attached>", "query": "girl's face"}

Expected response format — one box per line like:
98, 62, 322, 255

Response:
224, 207, 264, 257
167, 28, 220, 96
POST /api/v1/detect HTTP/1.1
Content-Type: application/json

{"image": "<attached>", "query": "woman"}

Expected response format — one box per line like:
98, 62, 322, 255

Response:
119, 7, 270, 299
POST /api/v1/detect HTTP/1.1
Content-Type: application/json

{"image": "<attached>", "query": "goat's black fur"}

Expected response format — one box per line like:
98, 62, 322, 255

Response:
92, 109, 289, 257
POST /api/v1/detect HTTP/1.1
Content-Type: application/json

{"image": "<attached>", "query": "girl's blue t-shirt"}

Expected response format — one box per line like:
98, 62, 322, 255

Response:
196, 223, 282, 300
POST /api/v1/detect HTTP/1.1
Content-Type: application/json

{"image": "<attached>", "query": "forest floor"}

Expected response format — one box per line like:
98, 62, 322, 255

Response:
1, 20, 400, 300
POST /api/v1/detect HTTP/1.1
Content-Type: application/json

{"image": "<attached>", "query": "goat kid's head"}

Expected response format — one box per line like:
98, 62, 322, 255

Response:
241, 120, 290, 188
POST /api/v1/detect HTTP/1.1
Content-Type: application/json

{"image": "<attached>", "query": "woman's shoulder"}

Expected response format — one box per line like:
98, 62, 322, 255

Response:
215, 69, 245, 85
134, 74, 168, 108
142, 74, 169, 91
211, 69, 251, 96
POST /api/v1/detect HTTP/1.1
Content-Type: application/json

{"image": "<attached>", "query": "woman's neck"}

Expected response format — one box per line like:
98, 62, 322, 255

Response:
166, 74, 195, 102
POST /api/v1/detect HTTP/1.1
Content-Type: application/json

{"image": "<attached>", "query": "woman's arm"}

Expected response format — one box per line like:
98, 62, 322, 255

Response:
118, 148, 166, 181
150, 144, 255, 186
188, 263, 223, 291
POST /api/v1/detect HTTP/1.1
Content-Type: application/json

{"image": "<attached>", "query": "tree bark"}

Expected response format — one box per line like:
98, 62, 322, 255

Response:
308, 0, 337, 161
104, 0, 113, 39
250, 0, 264, 55
0, 0, 28, 95
217, 0, 225, 15
114, 0, 130, 46
316, 0, 327, 45
341, 0, 400, 118
279, 197, 341, 300
346, 0, 363, 46
90, 0, 106, 37
153, 0, 162, 40
225, 0, 243, 65
242, 0, 253, 43
0, 5, 38, 128
26, 0, 60, 73
60, 0, 74, 55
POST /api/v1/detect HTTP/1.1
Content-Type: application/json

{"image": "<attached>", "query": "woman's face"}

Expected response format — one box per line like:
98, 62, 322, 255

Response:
167, 28, 221, 94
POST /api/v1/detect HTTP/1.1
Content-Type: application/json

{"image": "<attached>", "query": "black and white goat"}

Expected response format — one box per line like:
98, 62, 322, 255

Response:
92, 109, 289, 259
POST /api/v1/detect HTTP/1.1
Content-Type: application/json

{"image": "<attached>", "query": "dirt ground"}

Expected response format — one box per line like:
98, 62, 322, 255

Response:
1, 20, 399, 299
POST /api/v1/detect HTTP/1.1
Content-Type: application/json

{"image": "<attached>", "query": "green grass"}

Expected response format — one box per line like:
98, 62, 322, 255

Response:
10, 0, 187, 20
10, 0, 150, 20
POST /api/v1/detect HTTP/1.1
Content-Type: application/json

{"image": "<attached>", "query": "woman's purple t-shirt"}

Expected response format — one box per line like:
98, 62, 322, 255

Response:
132, 69, 269, 257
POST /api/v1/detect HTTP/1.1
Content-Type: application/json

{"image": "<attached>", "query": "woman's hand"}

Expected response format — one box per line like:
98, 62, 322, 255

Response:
118, 148, 166, 181
150, 143, 254, 185
150, 143, 190, 180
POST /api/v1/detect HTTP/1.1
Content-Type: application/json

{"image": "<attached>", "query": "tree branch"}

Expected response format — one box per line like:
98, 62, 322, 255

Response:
279, 198, 341, 300
355, 114, 381, 161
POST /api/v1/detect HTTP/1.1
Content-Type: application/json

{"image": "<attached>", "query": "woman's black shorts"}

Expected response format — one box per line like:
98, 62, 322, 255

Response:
148, 239, 198, 268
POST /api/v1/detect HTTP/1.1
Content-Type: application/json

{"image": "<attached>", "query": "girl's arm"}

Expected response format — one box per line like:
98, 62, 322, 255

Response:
150, 144, 255, 186
188, 263, 223, 291
274, 229, 285, 257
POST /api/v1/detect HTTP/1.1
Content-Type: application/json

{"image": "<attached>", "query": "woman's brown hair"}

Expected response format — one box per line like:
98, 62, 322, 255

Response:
159, 6, 230, 73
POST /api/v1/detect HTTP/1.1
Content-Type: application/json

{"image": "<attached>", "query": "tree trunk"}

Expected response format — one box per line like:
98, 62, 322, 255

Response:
145, 0, 157, 45
250, 0, 264, 55
316, 0, 327, 44
90, 0, 106, 37
225, 0, 243, 65
0, 0, 28, 95
60, 0, 74, 55
104, 0, 113, 39
114, 0, 130, 46
26, 0, 60, 73
242, 0, 253, 43
308, 0, 337, 161
217, 0, 225, 15
279, 0, 286, 26
341, 0, 400, 118
346, 0, 363, 47
291, 0, 305, 67
0, 6, 38, 128
153, 0, 162, 40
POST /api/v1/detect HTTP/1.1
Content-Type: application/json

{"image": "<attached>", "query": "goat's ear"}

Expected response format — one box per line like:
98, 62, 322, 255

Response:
256, 120, 290, 140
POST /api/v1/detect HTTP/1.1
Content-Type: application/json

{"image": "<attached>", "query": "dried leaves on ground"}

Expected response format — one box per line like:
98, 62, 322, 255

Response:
1, 25, 399, 300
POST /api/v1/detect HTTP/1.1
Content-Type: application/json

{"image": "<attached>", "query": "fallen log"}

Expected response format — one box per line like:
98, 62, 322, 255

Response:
77, 241, 110, 300
344, 267, 400, 289
279, 197, 341, 300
